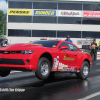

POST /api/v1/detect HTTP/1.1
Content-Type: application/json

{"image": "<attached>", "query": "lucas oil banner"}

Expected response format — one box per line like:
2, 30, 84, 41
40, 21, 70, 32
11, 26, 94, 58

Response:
34, 10, 56, 16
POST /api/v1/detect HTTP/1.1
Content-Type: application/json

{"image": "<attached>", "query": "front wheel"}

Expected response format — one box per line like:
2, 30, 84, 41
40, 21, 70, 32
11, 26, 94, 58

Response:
35, 57, 51, 80
76, 61, 90, 79
0, 70, 11, 77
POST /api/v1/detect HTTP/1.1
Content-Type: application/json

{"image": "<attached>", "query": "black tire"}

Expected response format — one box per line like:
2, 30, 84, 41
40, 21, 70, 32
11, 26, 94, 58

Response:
44, 72, 55, 81
35, 57, 51, 80
0, 70, 11, 77
50, 72, 55, 75
48, 72, 55, 78
76, 61, 90, 79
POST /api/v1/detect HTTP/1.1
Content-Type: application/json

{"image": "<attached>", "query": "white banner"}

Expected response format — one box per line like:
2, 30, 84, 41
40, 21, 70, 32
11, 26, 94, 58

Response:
77, 41, 83, 45
88, 41, 92, 45
97, 52, 100, 60
82, 41, 89, 45
77, 40, 92, 45
59, 10, 82, 17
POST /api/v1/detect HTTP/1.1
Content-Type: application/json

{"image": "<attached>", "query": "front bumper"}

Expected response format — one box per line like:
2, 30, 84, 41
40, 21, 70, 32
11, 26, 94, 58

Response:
0, 54, 39, 71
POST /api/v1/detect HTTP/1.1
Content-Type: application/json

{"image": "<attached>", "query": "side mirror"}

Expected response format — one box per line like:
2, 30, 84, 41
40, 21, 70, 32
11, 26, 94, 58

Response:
59, 46, 68, 50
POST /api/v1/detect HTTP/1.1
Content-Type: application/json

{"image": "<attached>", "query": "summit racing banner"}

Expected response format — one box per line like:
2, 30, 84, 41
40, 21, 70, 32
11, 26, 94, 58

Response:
83, 11, 100, 17
59, 10, 81, 17
8, 9, 31, 15
34, 10, 56, 16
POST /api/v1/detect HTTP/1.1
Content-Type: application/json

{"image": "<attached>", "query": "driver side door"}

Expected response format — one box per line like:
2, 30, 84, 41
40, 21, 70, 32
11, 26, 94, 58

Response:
56, 42, 71, 70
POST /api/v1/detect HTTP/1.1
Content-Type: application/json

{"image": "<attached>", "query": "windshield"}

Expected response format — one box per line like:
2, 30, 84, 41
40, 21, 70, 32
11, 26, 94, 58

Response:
31, 41, 60, 48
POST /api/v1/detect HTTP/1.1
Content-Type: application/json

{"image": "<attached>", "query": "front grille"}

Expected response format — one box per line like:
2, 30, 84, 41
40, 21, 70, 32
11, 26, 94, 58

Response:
0, 51, 21, 54
0, 59, 25, 65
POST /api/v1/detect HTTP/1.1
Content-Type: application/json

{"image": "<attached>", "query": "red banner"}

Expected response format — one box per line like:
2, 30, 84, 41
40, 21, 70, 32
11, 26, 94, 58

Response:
83, 11, 100, 17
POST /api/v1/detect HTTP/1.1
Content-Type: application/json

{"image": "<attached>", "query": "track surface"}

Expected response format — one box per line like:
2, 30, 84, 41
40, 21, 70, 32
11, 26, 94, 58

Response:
0, 60, 100, 100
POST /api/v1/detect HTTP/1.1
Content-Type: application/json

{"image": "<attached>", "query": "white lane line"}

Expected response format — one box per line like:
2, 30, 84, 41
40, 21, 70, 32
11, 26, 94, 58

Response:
78, 91, 100, 100
10, 71, 22, 73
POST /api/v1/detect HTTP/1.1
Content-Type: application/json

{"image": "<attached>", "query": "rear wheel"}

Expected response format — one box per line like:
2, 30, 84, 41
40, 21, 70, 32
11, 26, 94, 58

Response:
35, 57, 51, 80
0, 70, 11, 77
76, 61, 90, 79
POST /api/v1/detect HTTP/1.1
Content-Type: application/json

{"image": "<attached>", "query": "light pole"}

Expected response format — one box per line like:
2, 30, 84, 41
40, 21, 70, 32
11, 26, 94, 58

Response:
3, 24, 4, 37
3, 23, 6, 38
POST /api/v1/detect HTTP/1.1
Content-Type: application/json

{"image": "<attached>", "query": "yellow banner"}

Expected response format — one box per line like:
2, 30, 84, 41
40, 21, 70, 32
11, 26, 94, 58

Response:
8, 9, 31, 15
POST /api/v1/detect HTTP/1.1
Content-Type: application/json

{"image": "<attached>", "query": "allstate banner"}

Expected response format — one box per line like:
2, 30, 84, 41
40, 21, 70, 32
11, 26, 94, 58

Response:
59, 10, 81, 17
34, 10, 56, 16
8, 9, 31, 15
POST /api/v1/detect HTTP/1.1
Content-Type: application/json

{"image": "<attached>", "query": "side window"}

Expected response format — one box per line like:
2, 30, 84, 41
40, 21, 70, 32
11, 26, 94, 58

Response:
59, 42, 70, 50
68, 44, 79, 51
73, 46, 79, 51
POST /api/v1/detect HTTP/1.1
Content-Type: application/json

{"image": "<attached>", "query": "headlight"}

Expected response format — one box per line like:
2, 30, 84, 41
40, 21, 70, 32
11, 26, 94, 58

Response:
21, 50, 34, 54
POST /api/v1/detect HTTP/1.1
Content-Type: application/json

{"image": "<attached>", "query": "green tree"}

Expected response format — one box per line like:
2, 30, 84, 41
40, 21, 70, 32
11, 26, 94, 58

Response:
0, 10, 6, 37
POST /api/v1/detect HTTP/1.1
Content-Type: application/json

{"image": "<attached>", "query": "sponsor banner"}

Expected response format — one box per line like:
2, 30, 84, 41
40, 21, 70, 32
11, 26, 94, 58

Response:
83, 11, 100, 17
88, 41, 92, 45
34, 10, 56, 16
82, 41, 92, 45
82, 41, 89, 45
97, 52, 100, 60
8, 9, 31, 15
77, 41, 83, 45
59, 10, 81, 17
77, 40, 92, 45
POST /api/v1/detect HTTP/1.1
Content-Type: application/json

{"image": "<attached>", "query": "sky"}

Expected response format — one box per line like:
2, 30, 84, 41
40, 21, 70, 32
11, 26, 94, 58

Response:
0, 0, 8, 14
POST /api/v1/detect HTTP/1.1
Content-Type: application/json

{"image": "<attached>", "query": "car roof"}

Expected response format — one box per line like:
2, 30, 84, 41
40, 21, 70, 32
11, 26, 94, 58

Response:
48, 40, 73, 43
35, 40, 66, 42
34, 40, 73, 44
38, 40, 60, 41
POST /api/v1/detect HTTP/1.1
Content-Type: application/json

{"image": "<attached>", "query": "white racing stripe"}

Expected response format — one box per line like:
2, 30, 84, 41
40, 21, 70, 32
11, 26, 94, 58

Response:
78, 91, 100, 100
10, 71, 22, 73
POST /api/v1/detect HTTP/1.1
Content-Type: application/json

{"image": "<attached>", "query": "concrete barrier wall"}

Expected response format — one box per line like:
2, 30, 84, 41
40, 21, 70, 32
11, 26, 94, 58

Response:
7, 37, 100, 48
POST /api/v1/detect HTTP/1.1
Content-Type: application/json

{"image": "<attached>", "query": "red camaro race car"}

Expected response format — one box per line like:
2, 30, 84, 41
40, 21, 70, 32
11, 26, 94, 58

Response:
0, 40, 92, 80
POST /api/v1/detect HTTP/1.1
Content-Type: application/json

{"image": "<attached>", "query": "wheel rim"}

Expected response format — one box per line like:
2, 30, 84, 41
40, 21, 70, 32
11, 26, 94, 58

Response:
83, 65, 89, 76
41, 62, 49, 76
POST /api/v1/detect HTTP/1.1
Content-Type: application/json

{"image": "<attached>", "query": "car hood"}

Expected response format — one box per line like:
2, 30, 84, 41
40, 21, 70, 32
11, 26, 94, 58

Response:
0, 43, 44, 51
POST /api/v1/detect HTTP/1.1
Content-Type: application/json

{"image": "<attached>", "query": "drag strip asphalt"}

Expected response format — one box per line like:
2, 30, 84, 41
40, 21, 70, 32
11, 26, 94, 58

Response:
0, 60, 100, 100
